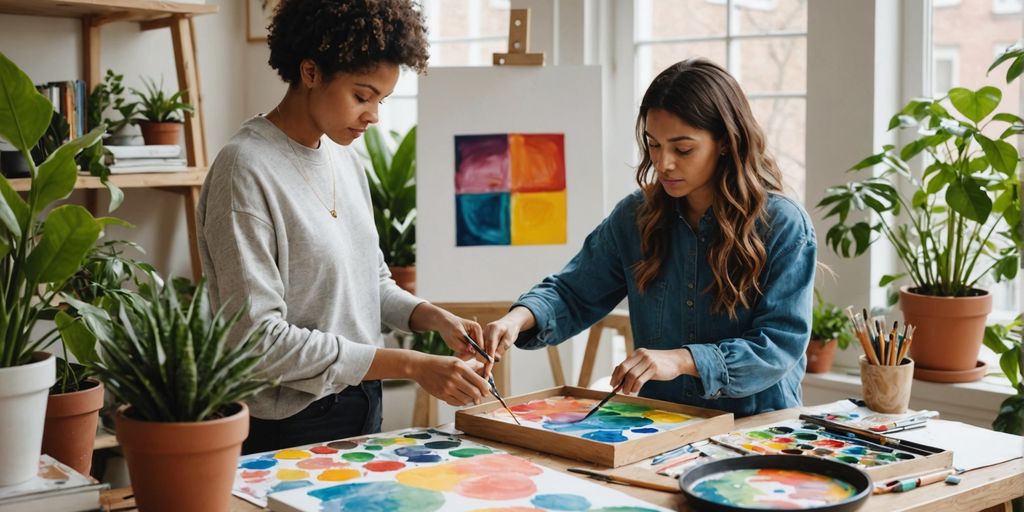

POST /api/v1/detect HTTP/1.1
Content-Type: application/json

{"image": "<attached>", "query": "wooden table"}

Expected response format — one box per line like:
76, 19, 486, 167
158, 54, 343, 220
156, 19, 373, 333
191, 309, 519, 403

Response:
99, 405, 1024, 512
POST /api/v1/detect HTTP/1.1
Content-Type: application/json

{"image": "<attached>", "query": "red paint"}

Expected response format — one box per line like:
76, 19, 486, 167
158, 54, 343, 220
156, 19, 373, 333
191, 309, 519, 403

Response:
455, 473, 536, 500
240, 470, 270, 481
310, 445, 338, 454
813, 439, 846, 449
296, 458, 348, 470
363, 460, 406, 472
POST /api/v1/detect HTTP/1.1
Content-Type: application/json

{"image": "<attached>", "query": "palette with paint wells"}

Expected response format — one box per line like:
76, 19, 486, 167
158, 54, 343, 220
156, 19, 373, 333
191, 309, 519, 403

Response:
710, 419, 952, 481
455, 386, 734, 467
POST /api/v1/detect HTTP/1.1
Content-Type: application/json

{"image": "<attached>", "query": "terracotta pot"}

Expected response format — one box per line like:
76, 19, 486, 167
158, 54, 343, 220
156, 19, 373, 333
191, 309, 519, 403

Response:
115, 403, 249, 512
389, 265, 416, 295
899, 286, 991, 376
0, 352, 56, 486
805, 339, 838, 374
137, 121, 182, 146
42, 379, 104, 476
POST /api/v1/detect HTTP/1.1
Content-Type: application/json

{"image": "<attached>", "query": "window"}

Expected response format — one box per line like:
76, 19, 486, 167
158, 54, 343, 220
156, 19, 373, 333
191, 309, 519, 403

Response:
931, 47, 959, 97
377, 0, 508, 136
634, 0, 808, 200
992, 0, 1022, 15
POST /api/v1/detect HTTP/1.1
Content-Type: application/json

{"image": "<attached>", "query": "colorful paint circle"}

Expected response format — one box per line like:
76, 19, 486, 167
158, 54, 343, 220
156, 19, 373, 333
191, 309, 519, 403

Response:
275, 449, 311, 460
449, 447, 493, 458
270, 480, 312, 493
395, 446, 431, 457
690, 468, 857, 508
407, 454, 443, 463
318, 469, 362, 482
275, 469, 309, 481
582, 430, 628, 443
531, 493, 592, 511
404, 433, 432, 439
456, 473, 537, 500
239, 458, 277, 470
364, 460, 407, 472
365, 445, 383, 451
327, 440, 358, 450
296, 457, 348, 470
424, 440, 461, 449
310, 445, 339, 454
342, 452, 375, 463
642, 411, 690, 423
240, 469, 270, 481
631, 427, 658, 434
309, 481, 445, 511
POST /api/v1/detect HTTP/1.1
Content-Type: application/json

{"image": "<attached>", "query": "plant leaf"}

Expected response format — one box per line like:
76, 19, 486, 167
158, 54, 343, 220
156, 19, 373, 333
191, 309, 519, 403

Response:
24, 205, 102, 283
32, 127, 104, 213
975, 134, 1019, 176
55, 310, 99, 366
945, 176, 992, 223
948, 86, 1001, 123
0, 52, 53, 151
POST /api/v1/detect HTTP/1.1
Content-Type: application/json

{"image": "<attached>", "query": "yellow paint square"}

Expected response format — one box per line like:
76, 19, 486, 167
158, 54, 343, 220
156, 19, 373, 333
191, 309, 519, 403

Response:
510, 191, 567, 245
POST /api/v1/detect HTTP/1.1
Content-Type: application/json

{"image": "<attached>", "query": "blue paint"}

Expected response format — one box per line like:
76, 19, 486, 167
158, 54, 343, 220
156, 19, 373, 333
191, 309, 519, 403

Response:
840, 445, 867, 455
406, 453, 443, 463
394, 446, 431, 457
270, 480, 312, 493
239, 458, 277, 470
424, 441, 460, 450
545, 413, 653, 433
456, 193, 511, 246
531, 493, 592, 511
582, 430, 629, 443
311, 482, 445, 512
631, 428, 658, 434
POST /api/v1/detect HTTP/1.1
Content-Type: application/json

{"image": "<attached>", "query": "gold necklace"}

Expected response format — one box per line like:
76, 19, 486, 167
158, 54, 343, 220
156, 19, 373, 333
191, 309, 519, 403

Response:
275, 106, 338, 218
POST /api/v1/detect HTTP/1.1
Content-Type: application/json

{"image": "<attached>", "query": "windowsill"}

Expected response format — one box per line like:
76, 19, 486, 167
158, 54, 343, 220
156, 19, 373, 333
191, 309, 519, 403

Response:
801, 365, 1016, 428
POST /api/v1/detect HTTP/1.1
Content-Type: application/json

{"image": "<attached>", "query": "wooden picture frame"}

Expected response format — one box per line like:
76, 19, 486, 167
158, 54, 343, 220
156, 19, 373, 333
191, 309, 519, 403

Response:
246, 0, 278, 42
455, 386, 734, 468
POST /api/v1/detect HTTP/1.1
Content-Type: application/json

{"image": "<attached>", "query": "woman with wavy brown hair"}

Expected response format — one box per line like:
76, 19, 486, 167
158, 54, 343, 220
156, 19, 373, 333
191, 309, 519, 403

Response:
482, 58, 816, 416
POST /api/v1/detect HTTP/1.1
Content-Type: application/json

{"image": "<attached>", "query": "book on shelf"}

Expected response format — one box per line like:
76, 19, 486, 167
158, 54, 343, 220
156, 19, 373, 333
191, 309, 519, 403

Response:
35, 80, 86, 140
0, 454, 107, 512
105, 144, 183, 160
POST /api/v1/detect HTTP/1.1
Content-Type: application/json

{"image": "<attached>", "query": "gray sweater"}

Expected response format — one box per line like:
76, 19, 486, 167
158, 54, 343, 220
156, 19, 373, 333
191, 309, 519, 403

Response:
197, 116, 423, 420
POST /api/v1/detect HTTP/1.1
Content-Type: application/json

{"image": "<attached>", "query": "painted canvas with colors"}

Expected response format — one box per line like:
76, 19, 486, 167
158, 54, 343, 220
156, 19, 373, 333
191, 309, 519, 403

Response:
455, 133, 567, 247
269, 450, 672, 512
711, 420, 921, 469
480, 395, 701, 443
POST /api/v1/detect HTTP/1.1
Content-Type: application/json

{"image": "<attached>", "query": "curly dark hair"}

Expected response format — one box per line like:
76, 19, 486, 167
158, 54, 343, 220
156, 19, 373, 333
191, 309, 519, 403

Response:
267, 0, 429, 86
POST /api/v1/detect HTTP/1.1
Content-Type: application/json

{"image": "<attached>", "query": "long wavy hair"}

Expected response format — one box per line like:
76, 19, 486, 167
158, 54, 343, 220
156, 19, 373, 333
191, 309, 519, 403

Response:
633, 58, 784, 319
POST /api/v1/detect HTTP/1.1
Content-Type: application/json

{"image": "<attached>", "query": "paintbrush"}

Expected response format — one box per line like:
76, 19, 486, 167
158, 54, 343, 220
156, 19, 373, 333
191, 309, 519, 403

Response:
798, 414, 941, 456
567, 467, 680, 493
574, 382, 624, 424
873, 468, 956, 494
847, 306, 880, 365
461, 333, 521, 425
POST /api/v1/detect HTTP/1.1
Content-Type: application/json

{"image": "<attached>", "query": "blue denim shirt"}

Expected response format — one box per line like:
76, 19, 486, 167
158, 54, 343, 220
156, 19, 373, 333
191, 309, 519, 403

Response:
514, 190, 816, 417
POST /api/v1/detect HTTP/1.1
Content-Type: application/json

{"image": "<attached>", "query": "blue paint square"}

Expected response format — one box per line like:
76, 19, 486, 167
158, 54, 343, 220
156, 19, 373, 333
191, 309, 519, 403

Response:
456, 193, 510, 246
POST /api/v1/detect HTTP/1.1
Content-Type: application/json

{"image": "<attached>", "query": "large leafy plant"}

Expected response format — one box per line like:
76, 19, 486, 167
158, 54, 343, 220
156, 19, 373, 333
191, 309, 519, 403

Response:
0, 51, 121, 368
363, 125, 416, 267
818, 55, 1021, 297
984, 315, 1023, 435
61, 274, 276, 422
131, 76, 193, 123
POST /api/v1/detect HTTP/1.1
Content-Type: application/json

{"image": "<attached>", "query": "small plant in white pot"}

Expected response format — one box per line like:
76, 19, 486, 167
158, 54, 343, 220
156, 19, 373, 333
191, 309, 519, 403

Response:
67, 273, 275, 512
0, 52, 117, 486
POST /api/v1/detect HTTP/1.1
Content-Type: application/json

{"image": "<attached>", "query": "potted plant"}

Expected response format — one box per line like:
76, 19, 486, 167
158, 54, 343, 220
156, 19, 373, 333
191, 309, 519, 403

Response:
88, 69, 137, 143
807, 291, 854, 374
818, 52, 1021, 382
983, 315, 1023, 436
0, 52, 115, 485
363, 125, 417, 293
65, 273, 275, 512
131, 76, 193, 146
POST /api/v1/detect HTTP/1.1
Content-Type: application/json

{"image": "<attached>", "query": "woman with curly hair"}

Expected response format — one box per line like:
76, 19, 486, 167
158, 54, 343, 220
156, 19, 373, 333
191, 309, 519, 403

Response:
198, 0, 491, 453
482, 59, 816, 417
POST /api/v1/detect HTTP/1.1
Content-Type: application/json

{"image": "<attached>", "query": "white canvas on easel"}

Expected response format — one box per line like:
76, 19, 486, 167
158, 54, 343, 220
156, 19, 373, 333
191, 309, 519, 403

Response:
416, 65, 604, 304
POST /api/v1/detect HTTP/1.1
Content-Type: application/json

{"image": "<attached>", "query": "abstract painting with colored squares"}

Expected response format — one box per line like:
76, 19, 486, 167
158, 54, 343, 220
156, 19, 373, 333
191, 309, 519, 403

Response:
486, 395, 701, 443
710, 420, 921, 469
454, 133, 567, 247
232, 427, 671, 512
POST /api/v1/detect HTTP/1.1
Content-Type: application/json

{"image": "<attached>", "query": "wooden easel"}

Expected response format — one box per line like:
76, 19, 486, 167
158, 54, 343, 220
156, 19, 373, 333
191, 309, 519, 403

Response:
492, 9, 544, 66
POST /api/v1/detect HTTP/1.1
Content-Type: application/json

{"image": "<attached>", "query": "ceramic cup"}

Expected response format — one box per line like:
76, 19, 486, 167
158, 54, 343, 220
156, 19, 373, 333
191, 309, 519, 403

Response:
859, 355, 914, 413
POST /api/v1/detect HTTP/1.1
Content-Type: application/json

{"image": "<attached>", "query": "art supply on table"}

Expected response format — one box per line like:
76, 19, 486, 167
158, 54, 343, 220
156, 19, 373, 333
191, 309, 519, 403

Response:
805, 401, 938, 433
798, 414, 944, 456
650, 443, 696, 466
868, 410, 939, 432
574, 382, 624, 423
873, 468, 958, 494
859, 354, 915, 413
567, 467, 681, 493
461, 333, 521, 425
888, 419, 1024, 472
0, 455, 107, 512
848, 307, 916, 367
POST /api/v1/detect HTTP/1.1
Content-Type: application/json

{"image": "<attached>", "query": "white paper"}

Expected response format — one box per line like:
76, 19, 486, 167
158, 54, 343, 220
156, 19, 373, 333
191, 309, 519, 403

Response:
889, 419, 1024, 471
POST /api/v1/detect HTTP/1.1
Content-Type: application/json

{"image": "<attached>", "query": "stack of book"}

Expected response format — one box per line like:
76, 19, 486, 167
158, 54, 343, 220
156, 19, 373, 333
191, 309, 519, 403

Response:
103, 144, 188, 173
36, 80, 86, 140
0, 455, 106, 512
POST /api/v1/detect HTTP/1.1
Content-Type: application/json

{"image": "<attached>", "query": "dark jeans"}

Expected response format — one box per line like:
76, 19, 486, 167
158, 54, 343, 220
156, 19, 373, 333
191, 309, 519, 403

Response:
242, 381, 383, 455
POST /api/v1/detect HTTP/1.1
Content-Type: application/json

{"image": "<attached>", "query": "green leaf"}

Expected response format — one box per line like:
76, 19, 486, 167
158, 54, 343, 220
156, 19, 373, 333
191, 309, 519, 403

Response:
1008, 56, 1024, 83
24, 205, 102, 283
999, 350, 1020, 391
32, 127, 103, 213
851, 152, 884, 171
989, 44, 1024, 75
0, 176, 27, 231
0, 52, 53, 151
946, 176, 992, 223
55, 310, 99, 366
993, 113, 1024, 124
0, 178, 20, 237
992, 392, 1023, 435
948, 86, 1001, 123
975, 134, 1018, 176
878, 273, 906, 287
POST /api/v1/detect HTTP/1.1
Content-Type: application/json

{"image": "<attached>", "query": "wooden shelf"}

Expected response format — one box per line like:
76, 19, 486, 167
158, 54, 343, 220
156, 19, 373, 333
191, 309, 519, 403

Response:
0, 0, 217, 22
94, 430, 118, 450
7, 168, 208, 192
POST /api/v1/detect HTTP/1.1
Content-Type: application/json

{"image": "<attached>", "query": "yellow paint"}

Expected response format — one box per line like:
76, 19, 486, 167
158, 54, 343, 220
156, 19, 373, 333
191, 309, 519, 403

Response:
642, 411, 692, 423
510, 191, 567, 245
275, 469, 309, 481
275, 449, 311, 460
395, 464, 468, 491
317, 469, 362, 482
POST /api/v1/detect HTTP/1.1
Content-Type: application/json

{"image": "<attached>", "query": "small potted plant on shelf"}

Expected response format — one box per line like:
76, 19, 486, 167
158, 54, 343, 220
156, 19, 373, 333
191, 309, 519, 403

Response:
67, 272, 275, 512
363, 125, 417, 293
818, 49, 1022, 383
131, 76, 193, 146
807, 291, 854, 374
0, 51, 118, 486
88, 69, 137, 144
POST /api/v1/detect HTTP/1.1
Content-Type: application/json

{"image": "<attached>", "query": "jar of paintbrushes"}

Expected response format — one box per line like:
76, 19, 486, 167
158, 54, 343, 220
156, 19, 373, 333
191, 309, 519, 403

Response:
845, 307, 916, 413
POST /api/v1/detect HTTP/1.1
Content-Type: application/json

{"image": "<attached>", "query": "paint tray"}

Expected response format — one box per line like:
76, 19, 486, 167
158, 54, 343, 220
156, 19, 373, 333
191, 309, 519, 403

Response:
680, 455, 872, 511
455, 385, 734, 467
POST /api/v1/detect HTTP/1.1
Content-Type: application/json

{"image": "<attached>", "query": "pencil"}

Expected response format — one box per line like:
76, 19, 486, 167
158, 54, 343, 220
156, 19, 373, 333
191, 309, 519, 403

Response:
887, 321, 898, 366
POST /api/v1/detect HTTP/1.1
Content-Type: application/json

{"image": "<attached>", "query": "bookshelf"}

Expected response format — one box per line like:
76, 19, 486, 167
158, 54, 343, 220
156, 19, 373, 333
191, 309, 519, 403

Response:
0, 0, 218, 280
